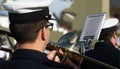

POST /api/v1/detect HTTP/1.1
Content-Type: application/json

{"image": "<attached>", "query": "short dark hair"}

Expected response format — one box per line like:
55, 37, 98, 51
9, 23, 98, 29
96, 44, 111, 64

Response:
99, 26, 117, 40
10, 20, 48, 44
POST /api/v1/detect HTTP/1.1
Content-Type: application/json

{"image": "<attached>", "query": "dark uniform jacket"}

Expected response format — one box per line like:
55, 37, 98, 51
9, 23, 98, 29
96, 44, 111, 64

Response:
0, 49, 73, 69
81, 40, 120, 69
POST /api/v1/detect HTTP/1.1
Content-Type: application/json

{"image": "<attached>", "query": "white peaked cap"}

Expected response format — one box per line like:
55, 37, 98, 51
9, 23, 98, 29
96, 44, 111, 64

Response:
2, 0, 54, 24
102, 18, 119, 29
3, 0, 53, 13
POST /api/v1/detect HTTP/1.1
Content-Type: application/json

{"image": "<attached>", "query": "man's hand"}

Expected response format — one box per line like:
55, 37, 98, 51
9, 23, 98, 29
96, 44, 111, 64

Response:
47, 50, 60, 63
47, 49, 80, 69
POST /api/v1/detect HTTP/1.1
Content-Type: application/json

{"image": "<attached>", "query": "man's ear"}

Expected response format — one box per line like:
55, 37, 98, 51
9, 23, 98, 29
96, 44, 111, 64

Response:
113, 32, 117, 39
41, 27, 47, 41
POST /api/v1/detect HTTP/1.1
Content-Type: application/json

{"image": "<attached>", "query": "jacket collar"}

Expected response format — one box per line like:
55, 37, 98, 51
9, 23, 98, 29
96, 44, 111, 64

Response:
95, 40, 114, 48
11, 49, 49, 62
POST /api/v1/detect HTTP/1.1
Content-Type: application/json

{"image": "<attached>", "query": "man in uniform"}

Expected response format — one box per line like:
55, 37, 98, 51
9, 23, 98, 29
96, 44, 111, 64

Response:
0, 0, 79, 69
81, 18, 120, 69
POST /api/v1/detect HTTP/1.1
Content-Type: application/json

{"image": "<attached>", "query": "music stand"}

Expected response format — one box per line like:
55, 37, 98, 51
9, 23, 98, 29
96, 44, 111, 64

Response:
79, 13, 106, 51
80, 13, 106, 42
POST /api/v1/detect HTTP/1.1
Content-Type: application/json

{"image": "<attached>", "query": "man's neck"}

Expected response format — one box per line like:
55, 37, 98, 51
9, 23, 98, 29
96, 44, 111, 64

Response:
18, 42, 46, 53
110, 38, 117, 47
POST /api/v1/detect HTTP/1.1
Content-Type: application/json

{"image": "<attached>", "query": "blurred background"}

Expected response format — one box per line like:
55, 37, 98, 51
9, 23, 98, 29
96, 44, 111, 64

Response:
49, 0, 120, 42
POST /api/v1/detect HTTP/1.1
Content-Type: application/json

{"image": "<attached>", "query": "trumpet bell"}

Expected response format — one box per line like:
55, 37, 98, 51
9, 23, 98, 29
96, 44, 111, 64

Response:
57, 31, 81, 54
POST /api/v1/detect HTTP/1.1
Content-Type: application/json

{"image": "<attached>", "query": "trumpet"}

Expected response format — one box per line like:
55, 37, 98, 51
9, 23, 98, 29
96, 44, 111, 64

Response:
46, 42, 83, 66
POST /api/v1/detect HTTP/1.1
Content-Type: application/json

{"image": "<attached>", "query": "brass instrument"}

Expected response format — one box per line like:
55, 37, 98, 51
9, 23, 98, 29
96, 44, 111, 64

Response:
46, 31, 84, 65
46, 42, 83, 66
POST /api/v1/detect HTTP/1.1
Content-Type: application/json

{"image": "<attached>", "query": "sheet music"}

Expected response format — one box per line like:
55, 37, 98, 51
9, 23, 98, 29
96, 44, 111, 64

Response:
80, 13, 106, 41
